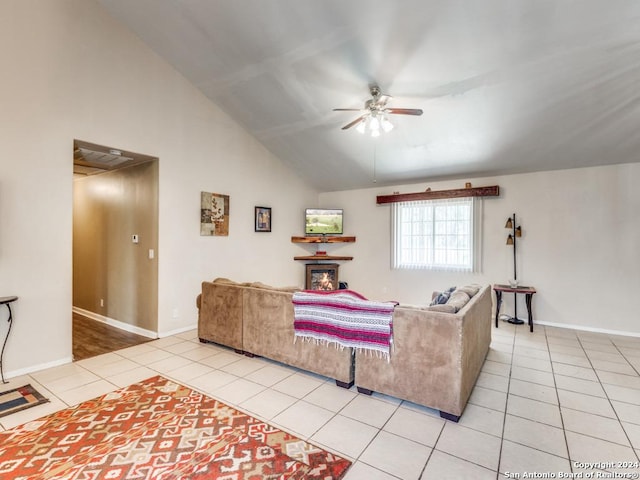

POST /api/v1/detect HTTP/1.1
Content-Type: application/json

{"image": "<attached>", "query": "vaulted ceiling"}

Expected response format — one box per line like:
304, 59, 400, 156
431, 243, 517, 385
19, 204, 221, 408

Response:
98, 0, 640, 191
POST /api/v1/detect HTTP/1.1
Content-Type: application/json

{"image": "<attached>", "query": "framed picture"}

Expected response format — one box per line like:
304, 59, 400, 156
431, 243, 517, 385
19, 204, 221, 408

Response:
306, 263, 339, 291
255, 206, 272, 232
200, 192, 230, 236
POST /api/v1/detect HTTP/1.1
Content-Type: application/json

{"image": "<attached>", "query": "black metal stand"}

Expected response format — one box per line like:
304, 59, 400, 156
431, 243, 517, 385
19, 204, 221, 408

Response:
506, 213, 524, 324
0, 296, 18, 384
507, 293, 525, 325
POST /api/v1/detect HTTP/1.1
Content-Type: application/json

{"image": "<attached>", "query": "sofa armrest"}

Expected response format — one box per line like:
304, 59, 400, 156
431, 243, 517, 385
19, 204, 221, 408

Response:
198, 281, 243, 350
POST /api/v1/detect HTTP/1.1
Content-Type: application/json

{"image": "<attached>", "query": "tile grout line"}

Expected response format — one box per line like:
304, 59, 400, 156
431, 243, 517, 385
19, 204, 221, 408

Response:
545, 325, 575, 474
574, 334, 640, 463
495, 323, 516, 479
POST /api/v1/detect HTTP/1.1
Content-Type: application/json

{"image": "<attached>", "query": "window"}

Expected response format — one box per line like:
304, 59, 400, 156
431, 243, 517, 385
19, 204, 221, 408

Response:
391, 197, 481, 272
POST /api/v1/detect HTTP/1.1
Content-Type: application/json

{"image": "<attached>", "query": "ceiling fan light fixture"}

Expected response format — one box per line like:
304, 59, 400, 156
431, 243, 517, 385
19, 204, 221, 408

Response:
369, 115, 380, 132
381, 116, 394, 133
335, 85, 419, 137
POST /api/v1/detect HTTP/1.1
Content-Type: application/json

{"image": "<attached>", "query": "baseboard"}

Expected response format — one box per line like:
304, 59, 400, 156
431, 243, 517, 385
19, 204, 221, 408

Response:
158, 324, 198, 338
73, 307, 157, 339
535, 320, 640, 338
6, 356, 73, 380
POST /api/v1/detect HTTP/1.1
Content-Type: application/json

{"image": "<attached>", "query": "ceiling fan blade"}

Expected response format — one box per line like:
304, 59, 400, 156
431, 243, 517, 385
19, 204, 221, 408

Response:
386, 108, 423, 116
333, 108, 361, 112
376, 94, 392, 106
341, 115, 366, 130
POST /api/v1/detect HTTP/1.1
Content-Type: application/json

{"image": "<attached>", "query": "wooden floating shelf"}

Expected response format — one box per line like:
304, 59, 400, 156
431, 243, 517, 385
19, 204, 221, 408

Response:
291, 236, 356, 244
294, 255, 354, 261
376, 185, 500, 204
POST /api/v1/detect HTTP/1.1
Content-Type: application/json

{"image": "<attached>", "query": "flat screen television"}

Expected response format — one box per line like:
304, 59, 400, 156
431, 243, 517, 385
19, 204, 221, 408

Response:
305, 208, 343, 235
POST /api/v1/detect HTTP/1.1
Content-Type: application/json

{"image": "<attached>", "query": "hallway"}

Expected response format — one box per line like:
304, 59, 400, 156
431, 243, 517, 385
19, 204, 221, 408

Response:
72, 313, 153, 361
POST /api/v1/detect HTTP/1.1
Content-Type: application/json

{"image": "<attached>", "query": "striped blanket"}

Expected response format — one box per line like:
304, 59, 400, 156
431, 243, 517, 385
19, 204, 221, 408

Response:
292, 289, 396, 357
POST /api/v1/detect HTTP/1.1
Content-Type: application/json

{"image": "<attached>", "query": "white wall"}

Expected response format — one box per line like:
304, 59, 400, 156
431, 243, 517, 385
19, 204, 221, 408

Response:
321, 163, 640, 336
0, 0, 317, 377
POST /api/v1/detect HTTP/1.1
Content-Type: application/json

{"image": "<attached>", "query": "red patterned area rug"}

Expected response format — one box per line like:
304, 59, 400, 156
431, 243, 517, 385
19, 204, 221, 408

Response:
0, 375, 351, 479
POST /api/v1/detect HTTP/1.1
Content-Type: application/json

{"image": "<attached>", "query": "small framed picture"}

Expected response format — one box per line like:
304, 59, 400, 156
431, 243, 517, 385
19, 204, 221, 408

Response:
255, 206, 272, 232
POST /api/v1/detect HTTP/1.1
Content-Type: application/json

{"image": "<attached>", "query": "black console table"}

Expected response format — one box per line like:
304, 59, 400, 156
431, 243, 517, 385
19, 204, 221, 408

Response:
0, 296, 18, 384
493, 285, 536, 332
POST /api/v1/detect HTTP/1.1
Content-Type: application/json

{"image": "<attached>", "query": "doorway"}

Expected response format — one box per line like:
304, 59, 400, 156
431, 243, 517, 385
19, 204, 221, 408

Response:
72, 140, 159, 360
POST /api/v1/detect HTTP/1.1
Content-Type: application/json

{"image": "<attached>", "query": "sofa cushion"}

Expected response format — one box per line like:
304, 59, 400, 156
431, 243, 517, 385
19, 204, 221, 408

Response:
398, 303, 423, 310
456, 284, 481, 297
213, 277, 237, 284
213, 277, 254, 286
446, 290, 471, 312
249, 281, 300, 293
425, 304, 457, 313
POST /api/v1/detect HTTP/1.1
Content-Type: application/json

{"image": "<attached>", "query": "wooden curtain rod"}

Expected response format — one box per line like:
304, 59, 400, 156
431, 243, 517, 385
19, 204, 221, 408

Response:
376, 185, 500, 204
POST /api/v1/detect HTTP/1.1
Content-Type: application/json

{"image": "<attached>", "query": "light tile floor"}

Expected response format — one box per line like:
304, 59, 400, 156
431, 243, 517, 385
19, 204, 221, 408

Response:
2, 323, 640, 479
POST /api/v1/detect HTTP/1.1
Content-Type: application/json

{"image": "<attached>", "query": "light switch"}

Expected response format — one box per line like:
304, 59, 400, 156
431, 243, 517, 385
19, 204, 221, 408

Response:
132, 234, 139, 244
148, 249, 154, 259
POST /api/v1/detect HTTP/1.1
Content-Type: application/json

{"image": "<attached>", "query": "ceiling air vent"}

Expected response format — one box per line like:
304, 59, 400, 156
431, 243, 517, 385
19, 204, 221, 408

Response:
77, 148, 134, 167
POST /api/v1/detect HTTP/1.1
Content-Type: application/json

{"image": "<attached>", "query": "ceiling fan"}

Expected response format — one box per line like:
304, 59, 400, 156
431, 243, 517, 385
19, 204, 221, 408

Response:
333, 85, 423, 136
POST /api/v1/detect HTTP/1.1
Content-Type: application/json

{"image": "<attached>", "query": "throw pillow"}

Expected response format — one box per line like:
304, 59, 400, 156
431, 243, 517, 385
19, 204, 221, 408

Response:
430, 291, 449, 305
457, 285, 481, 297
446, 290, 471, 312
430, 286, 456, 306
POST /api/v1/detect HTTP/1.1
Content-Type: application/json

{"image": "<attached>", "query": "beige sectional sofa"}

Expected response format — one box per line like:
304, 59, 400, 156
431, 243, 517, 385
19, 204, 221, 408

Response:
355, 284, 492, 421
197, 279, 491, 421
197, 279, 354, 387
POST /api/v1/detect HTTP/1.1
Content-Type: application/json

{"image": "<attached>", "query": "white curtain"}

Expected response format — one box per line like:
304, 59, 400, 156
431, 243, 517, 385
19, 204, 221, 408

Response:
391, 197, 482, 272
